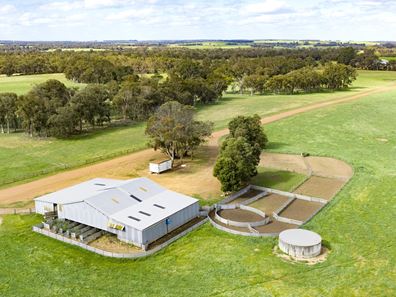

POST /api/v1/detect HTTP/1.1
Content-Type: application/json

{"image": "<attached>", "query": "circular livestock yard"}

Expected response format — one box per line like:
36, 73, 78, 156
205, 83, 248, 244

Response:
218, 208, 264, 223
279, 229, 322, 259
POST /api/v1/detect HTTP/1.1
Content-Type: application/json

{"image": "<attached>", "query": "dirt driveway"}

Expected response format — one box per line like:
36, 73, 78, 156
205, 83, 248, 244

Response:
0, 84, 392, 204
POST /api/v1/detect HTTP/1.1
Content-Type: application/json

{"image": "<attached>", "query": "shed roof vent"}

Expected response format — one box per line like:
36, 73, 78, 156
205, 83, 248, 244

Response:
130, 194, 142, 202
128, 216, 141, 222
139, 211, 151, 217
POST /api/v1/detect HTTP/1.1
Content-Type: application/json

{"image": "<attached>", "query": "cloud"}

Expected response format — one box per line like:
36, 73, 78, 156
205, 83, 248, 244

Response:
106, 7, 155, 21
0, 4, 15, 14
0, 0, 395, 41
243, 0, 292, 15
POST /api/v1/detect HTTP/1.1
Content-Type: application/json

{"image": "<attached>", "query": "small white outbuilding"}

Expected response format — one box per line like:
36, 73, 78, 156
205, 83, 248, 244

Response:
149, 159, 172, 174
279, 229, 322, 259
34, 177, 199, 249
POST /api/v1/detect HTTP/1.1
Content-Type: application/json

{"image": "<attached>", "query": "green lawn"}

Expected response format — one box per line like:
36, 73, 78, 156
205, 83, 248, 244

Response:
381, 56, 396, 61
251, 167, 307, 191
197, 70, 396, 129
0, 124, 148, 187
1, 87, 396, 296
0, 73, 85, 95
1, 70, 396, 187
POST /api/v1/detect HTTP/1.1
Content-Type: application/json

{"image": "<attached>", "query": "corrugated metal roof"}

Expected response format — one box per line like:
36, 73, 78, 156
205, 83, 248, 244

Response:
34, 177, 199, 231
34, 178, 125, 204
85, 188, 138, 216
110, 190, 198, 230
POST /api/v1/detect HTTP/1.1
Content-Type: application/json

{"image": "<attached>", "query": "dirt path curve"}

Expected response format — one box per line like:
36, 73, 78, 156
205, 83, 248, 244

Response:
0, 84, 394, 203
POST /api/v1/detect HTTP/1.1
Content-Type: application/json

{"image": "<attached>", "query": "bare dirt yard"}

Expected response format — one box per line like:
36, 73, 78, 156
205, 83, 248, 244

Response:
227, 189, 264, 204
279, 199, 323, 221
306, 156, 353, 180
218, 209, 264, 222
254, 220, 298, 233
294, 176, 346, 200
90, 234, 142, 254
249, 194, 290, 215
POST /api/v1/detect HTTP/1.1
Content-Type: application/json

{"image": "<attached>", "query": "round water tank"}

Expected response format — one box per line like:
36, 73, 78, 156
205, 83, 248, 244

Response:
279, 229, 322, 259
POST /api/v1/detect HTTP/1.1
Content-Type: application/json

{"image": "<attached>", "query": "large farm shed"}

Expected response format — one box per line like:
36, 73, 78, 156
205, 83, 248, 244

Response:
34, 177, 199, 249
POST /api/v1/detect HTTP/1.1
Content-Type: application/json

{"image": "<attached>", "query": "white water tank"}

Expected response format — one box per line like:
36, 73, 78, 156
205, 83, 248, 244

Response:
279, 229, 322, 258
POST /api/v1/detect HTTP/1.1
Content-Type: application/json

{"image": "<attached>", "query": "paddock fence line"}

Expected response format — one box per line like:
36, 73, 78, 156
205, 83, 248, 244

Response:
0, 147, 143, 187
0, 208, 36, 215
32, 218, 208, 259
218, 185, 251, 204
272, 213, 304, 226
240, 190, 268, 206
251, 185, 328, 205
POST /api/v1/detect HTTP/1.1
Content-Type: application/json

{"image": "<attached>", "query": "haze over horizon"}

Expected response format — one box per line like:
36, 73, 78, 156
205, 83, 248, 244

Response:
0, 0, 395, 41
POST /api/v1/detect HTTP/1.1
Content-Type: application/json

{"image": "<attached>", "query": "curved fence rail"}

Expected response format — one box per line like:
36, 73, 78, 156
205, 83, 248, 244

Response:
215, 204, 270, 228
208, 216, 278, 237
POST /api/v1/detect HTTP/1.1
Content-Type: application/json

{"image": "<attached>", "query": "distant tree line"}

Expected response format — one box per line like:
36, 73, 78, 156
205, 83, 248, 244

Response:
0, 46, 366, 139
1, 46, 394, 79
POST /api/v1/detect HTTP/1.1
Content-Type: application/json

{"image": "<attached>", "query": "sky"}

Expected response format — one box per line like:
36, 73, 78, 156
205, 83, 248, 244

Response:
0, 0, 395, 41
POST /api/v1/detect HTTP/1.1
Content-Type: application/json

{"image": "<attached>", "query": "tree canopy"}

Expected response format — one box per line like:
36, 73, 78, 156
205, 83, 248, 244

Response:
213, 137, 258, 192
145, 101, 213, 165
214, 115, 268, 192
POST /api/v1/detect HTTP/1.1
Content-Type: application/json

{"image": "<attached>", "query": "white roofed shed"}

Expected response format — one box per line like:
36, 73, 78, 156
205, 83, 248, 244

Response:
34, 177, 200, 249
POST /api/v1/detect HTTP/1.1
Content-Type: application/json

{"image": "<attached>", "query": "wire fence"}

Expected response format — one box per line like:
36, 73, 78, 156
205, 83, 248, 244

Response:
0, 147, 143, 187
0, 208, 35, 215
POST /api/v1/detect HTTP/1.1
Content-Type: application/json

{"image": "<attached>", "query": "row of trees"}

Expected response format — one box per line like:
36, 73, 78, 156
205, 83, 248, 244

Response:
0, 46, 373, 81
264, 63, 357, 94
0, 61, 357, 138
16, 80, 111, 137
2, 46, 394, 79
0, 70, 226, 138
213, 115, 268, 192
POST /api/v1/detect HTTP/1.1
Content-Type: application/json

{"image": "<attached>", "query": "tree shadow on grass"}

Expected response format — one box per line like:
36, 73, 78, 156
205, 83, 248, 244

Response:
251, 168, 304, 191
266, 142, 288, 150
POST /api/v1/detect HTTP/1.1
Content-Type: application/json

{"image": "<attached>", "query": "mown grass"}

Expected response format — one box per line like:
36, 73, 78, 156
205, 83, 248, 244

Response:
0, 124, 148, 187
0, 73, 85, 95
1, 87, 396, 296
1, 70, 396, 187
197, 70, 396, 129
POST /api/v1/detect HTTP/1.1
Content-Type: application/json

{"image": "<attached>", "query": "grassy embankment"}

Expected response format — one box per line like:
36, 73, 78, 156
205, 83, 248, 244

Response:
1, 86, 395, 296
0, 70, 395, 188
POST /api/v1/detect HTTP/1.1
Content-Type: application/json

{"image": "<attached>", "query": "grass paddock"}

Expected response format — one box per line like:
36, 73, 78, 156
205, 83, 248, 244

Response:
1, 70, 395, 189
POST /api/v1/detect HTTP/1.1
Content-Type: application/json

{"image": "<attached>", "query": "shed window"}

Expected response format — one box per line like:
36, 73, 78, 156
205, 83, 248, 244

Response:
128, 216, 141, 222
139, 211, 151, 216
130, 194, 142, 202
94, 183, 106, 186
153, 204, 165, 209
